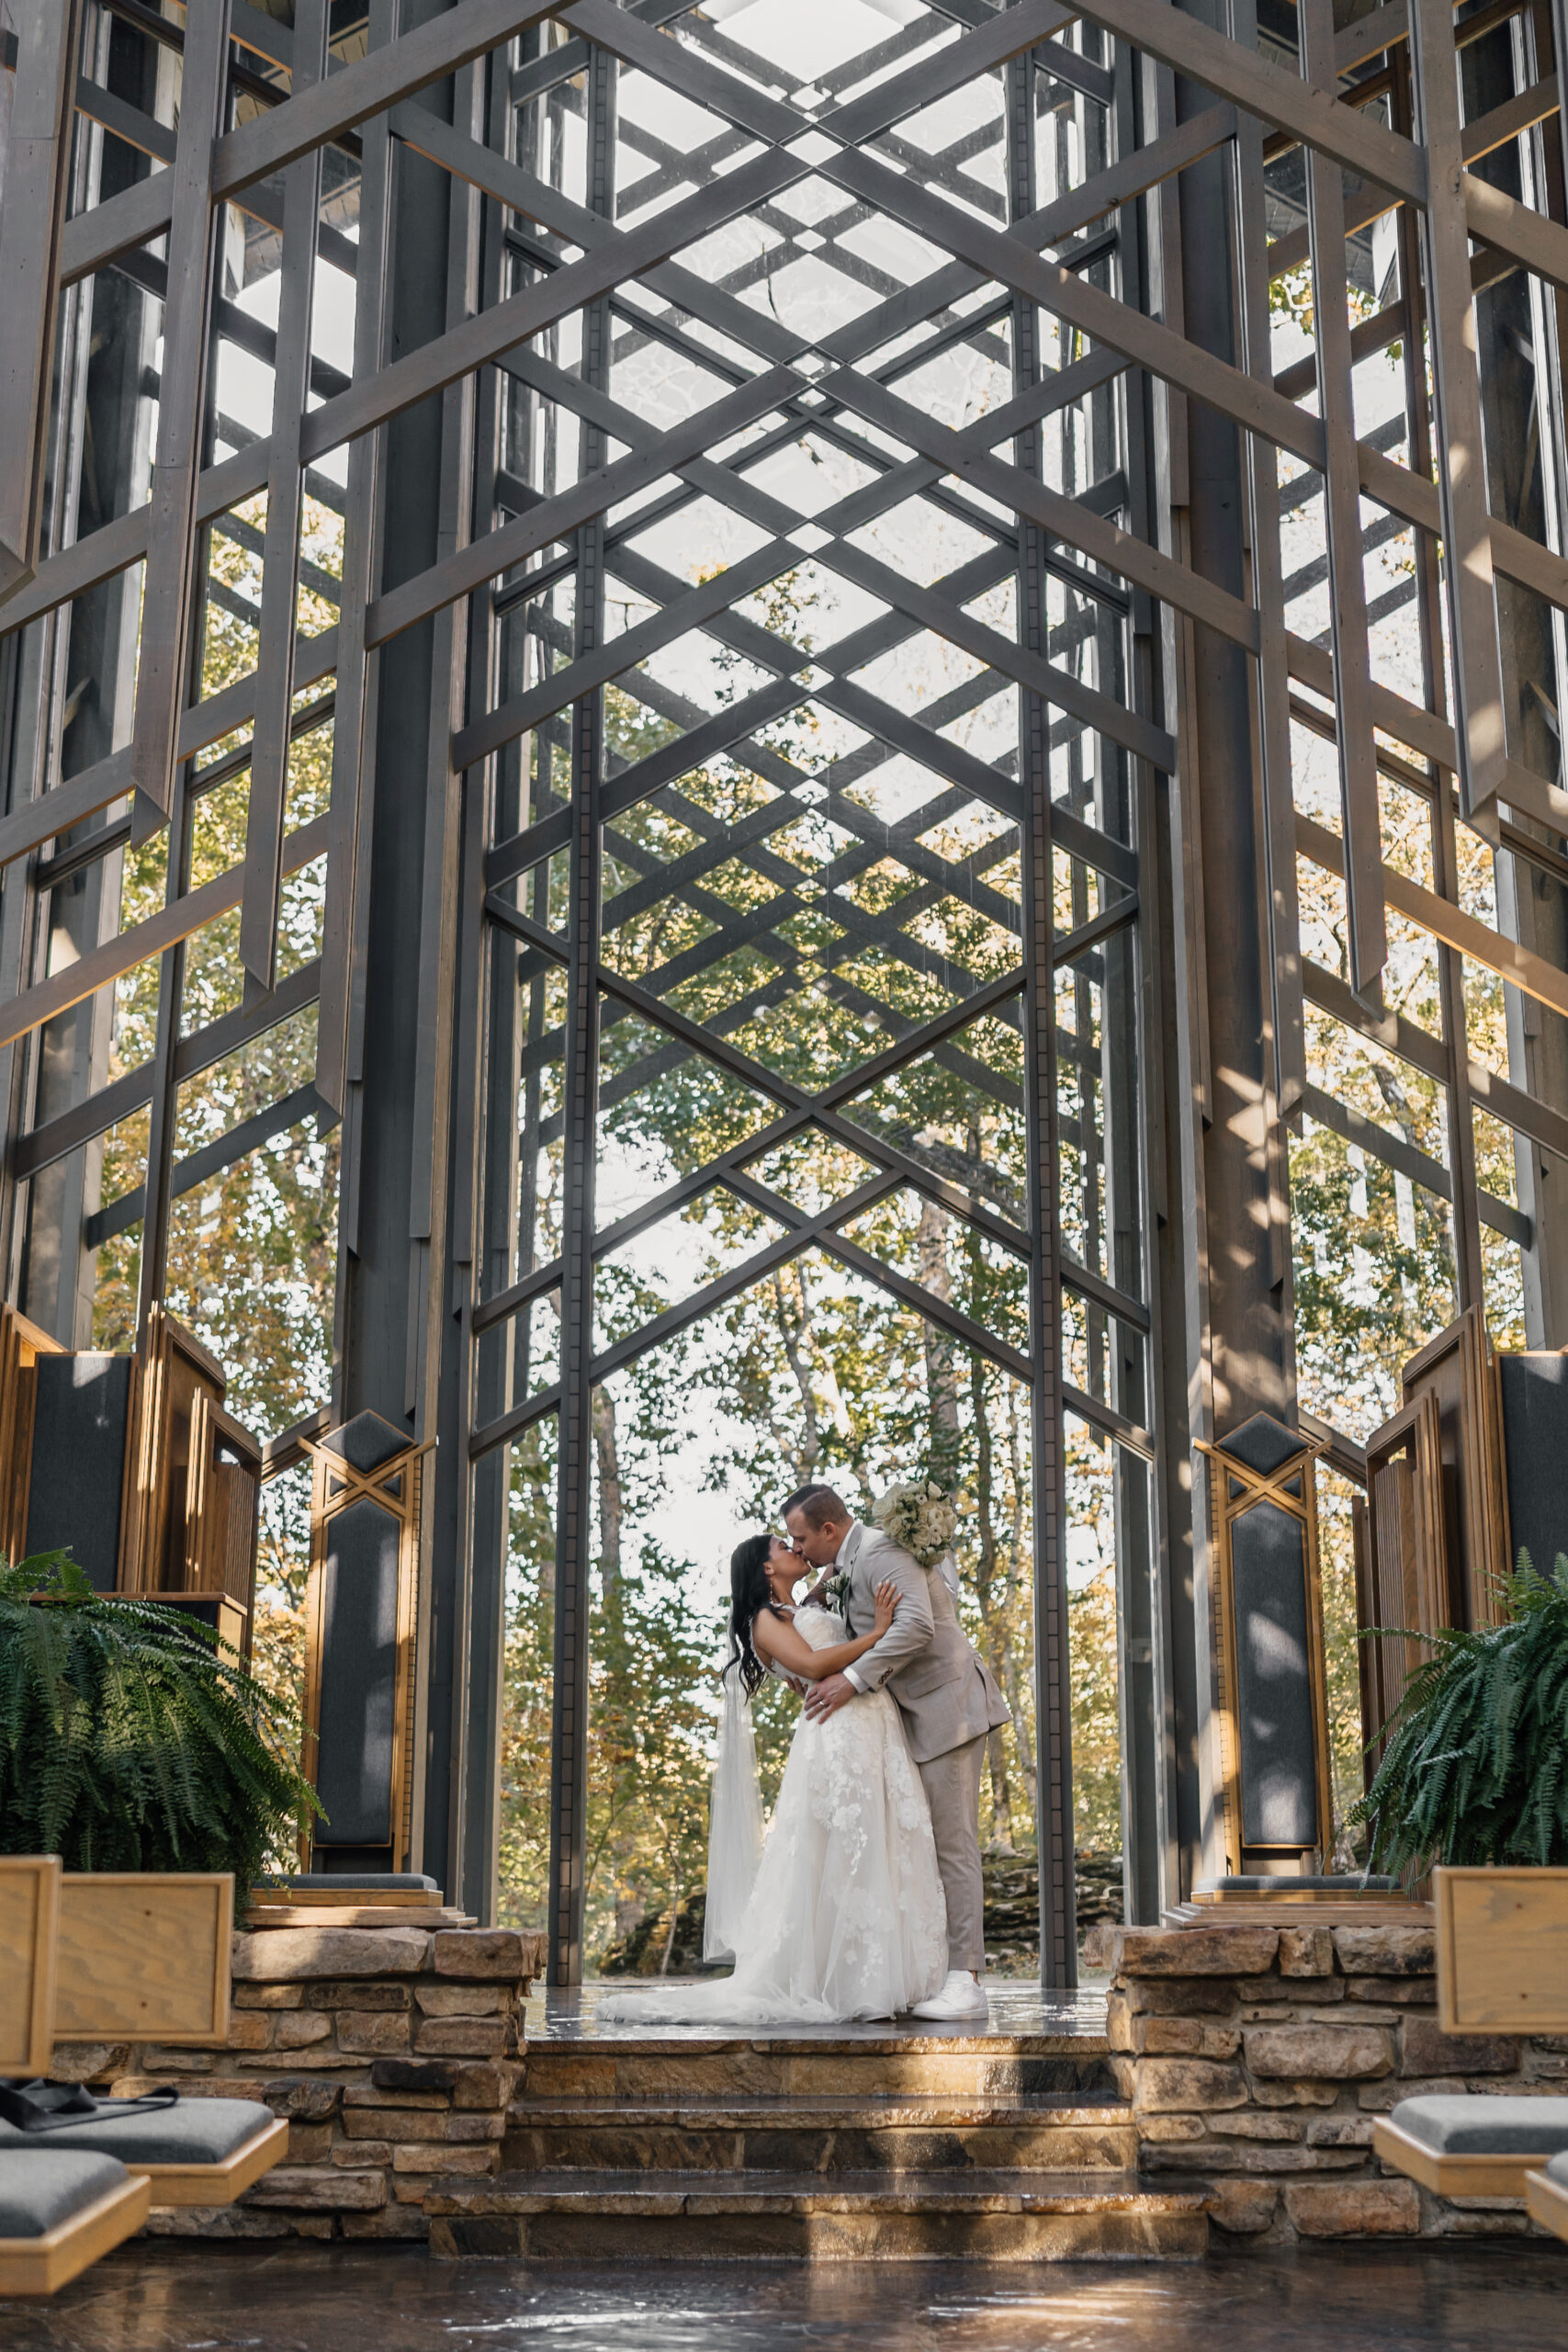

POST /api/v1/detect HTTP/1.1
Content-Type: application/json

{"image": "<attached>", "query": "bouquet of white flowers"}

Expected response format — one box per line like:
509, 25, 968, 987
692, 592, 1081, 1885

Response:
869, 1476, 959, 1570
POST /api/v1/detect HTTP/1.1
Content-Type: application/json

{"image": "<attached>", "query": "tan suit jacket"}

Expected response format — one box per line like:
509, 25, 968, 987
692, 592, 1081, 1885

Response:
836, 1520, 1008, 1765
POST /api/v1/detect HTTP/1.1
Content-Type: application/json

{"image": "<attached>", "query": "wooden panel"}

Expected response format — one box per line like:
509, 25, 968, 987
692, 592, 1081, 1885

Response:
0, 1304, 64, 1566
1435, 1866, 1568, 2033
1526, 2164, 1568, 2243
0, 1853, 60, 2076
1362, 1390, 1445, 1753
0, 2173, 150, 2300
118, 1307, 233, 1597
185, 1393, 262, 1619
1402, 1306, 1507, 1631
1349, 1493, 1381, 1793
53, 1872, 233, 2043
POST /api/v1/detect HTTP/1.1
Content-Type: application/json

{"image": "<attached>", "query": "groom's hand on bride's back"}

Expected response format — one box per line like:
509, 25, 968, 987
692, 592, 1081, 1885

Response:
803, 1671, 858, 1721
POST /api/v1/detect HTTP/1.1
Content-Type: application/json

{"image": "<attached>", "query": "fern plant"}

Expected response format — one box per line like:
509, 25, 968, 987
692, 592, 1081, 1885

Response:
1351, 1555, 1568, 1875
0, 1551, 320, 1890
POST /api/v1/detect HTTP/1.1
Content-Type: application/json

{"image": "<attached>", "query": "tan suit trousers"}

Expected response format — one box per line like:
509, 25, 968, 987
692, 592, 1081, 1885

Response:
918, 1729, 988, 1972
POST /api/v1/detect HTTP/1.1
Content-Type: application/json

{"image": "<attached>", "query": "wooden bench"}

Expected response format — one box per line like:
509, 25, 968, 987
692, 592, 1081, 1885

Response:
0, 1859, 149, 2298
0, 1859, 288, 2295
1528, 2153, 1568, 2242
42, 1871, 288, 2206
1372, 1867, 1568, 2205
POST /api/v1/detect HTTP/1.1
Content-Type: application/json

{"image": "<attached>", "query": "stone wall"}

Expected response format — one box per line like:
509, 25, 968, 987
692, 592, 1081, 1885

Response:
1104, 1920, 1566, 2244
52, 1924, 547, 2244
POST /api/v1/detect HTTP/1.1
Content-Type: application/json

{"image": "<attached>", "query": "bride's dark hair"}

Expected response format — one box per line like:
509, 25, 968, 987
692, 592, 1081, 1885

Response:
728, 1532, 779, 1698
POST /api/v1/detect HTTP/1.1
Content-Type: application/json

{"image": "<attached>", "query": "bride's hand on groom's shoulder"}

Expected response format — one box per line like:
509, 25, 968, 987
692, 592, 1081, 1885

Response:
873, 1577, 899, 1637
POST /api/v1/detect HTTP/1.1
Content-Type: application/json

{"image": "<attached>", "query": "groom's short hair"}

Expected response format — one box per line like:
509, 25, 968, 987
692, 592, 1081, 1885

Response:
781, 1484, 849, 1529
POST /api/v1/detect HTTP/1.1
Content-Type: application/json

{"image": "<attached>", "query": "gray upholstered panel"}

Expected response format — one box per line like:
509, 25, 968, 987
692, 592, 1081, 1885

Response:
1220, 1414, 1307, 1477
1229, 1497, 1318, 1849
1498, 1354, 1568, 1584
326, 1411, 411, 1477
314, 1495, 402, 1846
1393, 2096, 1568, 2155
0, 2151, 129, 2237
0, 2098, 271, 2165
26, 1353, 132, 1591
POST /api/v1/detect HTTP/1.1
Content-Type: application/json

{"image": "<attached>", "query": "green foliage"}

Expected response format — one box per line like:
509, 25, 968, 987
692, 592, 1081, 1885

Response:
1351, 1558, 1568, 1873
0, 1553, 321, 1889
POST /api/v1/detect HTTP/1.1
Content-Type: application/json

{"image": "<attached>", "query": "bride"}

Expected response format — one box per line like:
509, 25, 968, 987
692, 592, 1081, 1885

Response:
597, 1533, 949, 2024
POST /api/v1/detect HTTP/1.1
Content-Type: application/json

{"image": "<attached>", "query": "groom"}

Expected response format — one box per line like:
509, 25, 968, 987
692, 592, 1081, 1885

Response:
783, 1483, 1008, 2020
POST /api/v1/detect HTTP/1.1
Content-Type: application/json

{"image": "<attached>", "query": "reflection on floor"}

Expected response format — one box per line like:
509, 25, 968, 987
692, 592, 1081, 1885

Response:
525, 1979, 1110, 2042
12, 2244, 1564, 2352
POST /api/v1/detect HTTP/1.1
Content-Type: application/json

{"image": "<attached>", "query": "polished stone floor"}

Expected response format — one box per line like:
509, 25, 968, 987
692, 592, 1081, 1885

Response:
525, 1982, 1110, 2041
7, 2244, 1563, 2351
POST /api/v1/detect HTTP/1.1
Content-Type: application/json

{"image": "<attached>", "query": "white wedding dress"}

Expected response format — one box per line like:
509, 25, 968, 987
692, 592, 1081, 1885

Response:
597, 1609, 948, 2024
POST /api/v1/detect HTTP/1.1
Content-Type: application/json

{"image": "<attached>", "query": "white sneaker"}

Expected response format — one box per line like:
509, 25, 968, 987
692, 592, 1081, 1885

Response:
910, 1969, 989, 2020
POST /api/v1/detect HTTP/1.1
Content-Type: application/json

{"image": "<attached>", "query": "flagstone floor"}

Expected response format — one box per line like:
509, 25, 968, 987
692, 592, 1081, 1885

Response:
10, 2242, 1563, 2352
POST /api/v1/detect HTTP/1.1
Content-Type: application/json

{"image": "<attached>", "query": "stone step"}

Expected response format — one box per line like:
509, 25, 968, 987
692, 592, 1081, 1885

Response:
522, 2031, 1114, 2105
427, 2167, 1208, 2263
504, 2089, 1137, 2175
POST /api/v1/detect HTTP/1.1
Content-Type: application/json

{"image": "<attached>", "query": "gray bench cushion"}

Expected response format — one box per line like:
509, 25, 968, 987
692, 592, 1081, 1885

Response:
265, 1873, 437, 1892
1548, 2151, 1568, 2188
1195, 1874, 1398, 1894
0, 2151, 130, 2238
1392, 2096, 1568, 2156
0, 2098, 272, 2166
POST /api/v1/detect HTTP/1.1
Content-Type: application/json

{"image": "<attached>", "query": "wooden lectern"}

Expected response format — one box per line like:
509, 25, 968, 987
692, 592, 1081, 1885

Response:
0, 1299, 262, 1655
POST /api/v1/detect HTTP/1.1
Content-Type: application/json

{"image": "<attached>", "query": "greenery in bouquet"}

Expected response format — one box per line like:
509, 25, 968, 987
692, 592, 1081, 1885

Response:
870, 1476, 960, 1569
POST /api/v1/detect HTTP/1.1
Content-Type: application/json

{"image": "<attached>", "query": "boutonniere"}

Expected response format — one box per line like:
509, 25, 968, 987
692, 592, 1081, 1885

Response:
819, 1570, 852, 1611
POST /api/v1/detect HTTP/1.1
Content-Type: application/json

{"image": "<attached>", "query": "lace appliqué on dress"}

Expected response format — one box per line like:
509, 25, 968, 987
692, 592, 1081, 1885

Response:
597, 1610, 947, 2024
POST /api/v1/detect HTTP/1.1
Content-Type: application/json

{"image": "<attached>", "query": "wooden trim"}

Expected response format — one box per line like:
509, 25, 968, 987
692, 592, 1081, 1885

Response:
0, 2173, 150, 2299
1401, 1307, 1507, 1631
0, 1854, 61, 2077
1372, 2115, 1542, 2198
0, 1305, 64, 1565
112, 1306, 262, 1643
1435, 1866, 1568, 2034
1361, 1390, 1446, 1756
134, 2111, 288, 2207
243, 1901, 469, 1927
1200, 1432, 1335, 1872
1525, 2165, 1568, 2242
301, 1420, 425, 1870
53, 1873, 233, 2045
250, 1884, 444, 1906
184, 1391, 263, 1634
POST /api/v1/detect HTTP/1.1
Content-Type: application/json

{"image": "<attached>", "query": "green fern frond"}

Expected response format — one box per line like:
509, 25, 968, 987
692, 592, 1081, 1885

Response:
0, 1552, 321, 1886
1351, 1555, 1568, 1874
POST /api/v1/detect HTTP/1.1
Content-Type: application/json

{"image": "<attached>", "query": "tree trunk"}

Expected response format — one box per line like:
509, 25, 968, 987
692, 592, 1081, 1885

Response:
772, 1266, 822, 1476
1005, 1383, 1038, 1814
969, 1344, 1015, 1851
659, 1859, 682, 1974
917, 1198, 961, 1481
592, 1383, 623, 1607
